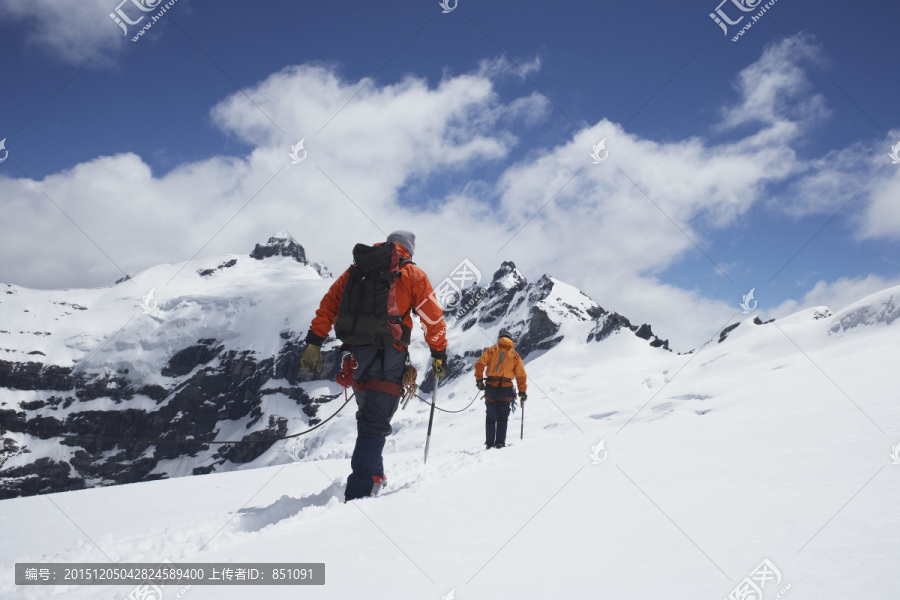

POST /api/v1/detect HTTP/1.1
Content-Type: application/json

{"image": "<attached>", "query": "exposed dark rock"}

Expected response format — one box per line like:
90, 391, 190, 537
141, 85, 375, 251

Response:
718, 322, 740, 343
138, 384, 168, 402
0, 436, 20, 470
635, 323, 653, 340
649, 337, 669, 349
452, 286, 488, 322
515, 306, 562, 358
249, 233, 332, 277
161, 340, 224, 378
198, 258, 238, 278
53, 301, 87, 311
76, 372, 133, 403
0, 331, 342, 499
259, 386, 328, 422
251, 233, 308, 264
214, 416, 288, 464
477, 262, 528, 327
0, 457, 86, 500
0, 408, 26, 430
69, 448, 160, 485
0, 360, 75, 391
587, 313, 632, 343
635, 323, 670, 350
586, 313, 669, 350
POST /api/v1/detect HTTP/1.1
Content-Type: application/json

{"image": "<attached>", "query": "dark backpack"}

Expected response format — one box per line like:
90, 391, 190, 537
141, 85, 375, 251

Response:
335, 242, 414, 347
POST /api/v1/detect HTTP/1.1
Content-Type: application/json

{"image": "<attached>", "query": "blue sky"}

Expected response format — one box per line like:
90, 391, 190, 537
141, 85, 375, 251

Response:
1, 0, 899, 349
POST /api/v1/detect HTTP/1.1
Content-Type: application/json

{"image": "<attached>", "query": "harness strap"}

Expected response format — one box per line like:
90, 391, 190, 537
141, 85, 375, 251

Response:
486, 376, 514, 385
350, 342, 407, 397
353, 378, 403, 396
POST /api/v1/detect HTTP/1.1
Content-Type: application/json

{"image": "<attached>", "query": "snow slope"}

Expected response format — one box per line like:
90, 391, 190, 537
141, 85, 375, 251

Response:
1, 251, 325, 369
1, 286, 898, 599
1, 240, 670, 497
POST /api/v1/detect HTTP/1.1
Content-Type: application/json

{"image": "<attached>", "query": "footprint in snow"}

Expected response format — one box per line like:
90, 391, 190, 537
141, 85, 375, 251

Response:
235, 484, 344, 532
589, 411, 617, 420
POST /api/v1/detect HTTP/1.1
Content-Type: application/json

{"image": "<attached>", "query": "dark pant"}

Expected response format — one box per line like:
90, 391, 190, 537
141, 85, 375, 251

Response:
485, 399, 512, 446
344, 344, 405, 501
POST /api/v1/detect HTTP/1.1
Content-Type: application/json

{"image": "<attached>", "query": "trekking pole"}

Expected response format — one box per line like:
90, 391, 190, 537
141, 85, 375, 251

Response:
520, 399, 525, 440
424, 377, 438, 463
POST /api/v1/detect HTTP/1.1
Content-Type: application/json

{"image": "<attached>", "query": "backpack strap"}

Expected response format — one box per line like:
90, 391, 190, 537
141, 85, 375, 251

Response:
395, 257, 417, 344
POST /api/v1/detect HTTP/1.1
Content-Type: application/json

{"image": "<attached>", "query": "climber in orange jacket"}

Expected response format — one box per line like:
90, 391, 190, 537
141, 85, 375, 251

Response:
474, 328, 527, 449
305, 242, 448, 356
300, 230, 448, 500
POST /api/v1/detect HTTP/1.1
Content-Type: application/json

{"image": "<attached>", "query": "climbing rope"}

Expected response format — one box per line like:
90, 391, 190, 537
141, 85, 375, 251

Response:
414, 390, 482, 413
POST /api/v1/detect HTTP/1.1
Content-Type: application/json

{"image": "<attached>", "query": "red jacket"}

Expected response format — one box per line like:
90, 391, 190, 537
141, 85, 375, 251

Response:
309, 244, 448, 352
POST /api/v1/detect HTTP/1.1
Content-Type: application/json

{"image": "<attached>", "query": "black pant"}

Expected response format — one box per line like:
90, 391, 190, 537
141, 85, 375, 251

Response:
485, 399, 512, 446
345, 344, 405, 500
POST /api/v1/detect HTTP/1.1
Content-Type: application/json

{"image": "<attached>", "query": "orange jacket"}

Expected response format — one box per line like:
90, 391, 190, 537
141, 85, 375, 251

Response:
309, 243, 448, 352
475, 337, 526, 392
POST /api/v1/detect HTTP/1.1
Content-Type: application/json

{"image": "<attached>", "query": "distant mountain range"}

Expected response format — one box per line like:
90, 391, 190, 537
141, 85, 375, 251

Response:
1, 233, 896, 499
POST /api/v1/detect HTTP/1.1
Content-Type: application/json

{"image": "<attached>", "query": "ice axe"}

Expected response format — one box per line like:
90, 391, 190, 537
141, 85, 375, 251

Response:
520, 398, 525, 440
424, 372, 439, 463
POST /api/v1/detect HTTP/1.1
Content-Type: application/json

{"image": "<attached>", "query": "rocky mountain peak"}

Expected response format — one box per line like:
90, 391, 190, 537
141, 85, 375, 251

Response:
250, 232, 308, 264
492, 260, 523, 281
586, 313, 670, 351
491, 261, 527, 292
249, 233, 331, 278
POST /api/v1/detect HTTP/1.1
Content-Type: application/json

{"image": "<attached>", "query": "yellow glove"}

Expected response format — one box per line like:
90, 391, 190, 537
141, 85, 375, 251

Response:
301, 344, 322, 375
432, 358, 446, 382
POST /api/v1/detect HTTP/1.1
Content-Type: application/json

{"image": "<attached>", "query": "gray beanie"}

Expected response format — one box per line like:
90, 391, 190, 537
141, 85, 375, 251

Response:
386, 230, 416, 256
498, 328, 514, 342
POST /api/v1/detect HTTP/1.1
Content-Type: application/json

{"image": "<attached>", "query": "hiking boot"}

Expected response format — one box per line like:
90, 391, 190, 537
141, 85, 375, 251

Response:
485, 442, 493, 449
371, 475, 387, 496
494, 442, 505, 449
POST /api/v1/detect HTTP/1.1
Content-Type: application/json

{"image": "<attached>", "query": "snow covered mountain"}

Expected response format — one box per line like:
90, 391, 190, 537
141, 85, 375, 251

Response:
1, 270, 897, 600
419, 260, 670, 390
0, 235, 669, 499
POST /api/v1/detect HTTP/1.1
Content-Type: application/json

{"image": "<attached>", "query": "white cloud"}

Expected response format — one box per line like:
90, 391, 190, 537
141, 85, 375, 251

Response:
0, 63, 527, 293
474, 55, 542, 81
781, 144, 873, 216
719, 35, 829, 133
857, 139, 900, 242
0, 0, 125, 64
728, 40, 900, 244
1, 40, 895, 351
770, 129, 900, 243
